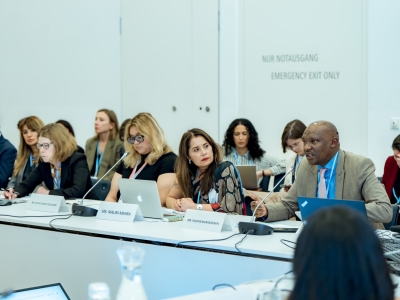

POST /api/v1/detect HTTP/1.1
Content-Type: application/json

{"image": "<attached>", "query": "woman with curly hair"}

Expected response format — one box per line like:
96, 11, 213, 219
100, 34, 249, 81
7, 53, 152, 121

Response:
222, 118, 285, 180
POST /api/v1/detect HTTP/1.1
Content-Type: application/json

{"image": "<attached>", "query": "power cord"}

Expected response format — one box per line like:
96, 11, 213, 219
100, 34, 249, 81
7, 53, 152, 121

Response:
212, 283, 236, 291
0, 213, 75, 232
49, 214, 74, 232
176, 233, 241, 247
280, 239, 296, 249
235, 229, 255, 254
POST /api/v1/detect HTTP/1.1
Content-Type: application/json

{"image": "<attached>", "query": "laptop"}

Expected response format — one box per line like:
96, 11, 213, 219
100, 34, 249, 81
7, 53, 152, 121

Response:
118, 178, 164, 219
298, 196, 367, 224
236, 165, 258, 190
8, 283, 70, 300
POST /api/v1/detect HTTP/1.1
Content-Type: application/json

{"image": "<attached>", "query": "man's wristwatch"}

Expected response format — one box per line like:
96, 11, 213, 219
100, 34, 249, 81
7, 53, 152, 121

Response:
197, 204, 203, 210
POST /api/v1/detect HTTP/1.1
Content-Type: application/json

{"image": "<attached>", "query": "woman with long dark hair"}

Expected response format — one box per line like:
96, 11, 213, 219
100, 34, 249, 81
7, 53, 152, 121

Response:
166, 128, 244, 214
289, 206, 394, 300
223, 118, 285, 180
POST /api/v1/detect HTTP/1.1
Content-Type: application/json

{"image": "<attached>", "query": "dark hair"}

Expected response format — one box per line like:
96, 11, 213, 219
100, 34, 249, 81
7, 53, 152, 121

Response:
281, 119, 306, 153
176, 128, 223, 199
119, 118, 131, 142
56, 119, 75, 137
289, 206, 393, 300
392, 134, 400, 151
222, 118, 265, 160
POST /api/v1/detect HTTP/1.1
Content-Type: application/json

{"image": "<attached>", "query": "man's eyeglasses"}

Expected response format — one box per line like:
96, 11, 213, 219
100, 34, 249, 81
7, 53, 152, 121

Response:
37, 142, 53, 150
127, 135, 145, 144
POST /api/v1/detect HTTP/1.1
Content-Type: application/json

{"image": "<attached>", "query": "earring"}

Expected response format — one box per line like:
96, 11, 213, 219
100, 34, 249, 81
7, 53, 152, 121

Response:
188, 159, 192, 164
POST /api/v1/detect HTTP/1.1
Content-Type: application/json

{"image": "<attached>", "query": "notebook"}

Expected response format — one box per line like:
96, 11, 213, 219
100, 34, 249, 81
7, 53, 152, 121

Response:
118, 178, 164, 219
298, 196, 367, 224
236, 165, 258, 190
8, 283, 70, 300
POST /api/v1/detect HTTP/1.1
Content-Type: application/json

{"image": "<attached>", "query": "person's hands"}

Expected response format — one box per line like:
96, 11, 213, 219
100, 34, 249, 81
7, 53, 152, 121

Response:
36, 186, 49, 195
283, 185, 291, 192
179, 198, 197, 212
250, 200, 268, 218
2, 188, 18, 200
173, 199, 182, 211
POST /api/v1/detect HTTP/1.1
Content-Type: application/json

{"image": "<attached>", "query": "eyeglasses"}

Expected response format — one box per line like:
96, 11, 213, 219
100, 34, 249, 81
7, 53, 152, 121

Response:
37, 142, 53, 150
127, 135, 145, 144
286, 141, 302, 151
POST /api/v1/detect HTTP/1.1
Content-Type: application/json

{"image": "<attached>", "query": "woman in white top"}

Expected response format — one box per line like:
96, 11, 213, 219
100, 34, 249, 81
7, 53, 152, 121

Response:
280, 119, 306, 191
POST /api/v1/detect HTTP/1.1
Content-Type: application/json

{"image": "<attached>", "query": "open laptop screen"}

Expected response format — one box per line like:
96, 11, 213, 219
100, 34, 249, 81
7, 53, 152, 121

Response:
8, 283, 70, 300
298, 197, 367, 223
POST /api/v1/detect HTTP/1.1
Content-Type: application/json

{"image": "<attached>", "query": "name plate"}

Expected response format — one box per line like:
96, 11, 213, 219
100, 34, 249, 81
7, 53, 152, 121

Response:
96, 202, 144, 222
27, 194, 69, 213
182, 209, 232, 233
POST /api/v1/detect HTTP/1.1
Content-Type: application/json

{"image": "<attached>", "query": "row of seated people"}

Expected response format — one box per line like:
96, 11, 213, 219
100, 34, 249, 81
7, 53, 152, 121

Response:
0, 112, 398, 227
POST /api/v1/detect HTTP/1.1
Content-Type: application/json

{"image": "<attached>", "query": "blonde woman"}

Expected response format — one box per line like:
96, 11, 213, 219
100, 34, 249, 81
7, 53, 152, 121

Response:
3, 123, 95, 200
85, 109, 123, 180
105, 113, 176, 206
8, 116, 45, 189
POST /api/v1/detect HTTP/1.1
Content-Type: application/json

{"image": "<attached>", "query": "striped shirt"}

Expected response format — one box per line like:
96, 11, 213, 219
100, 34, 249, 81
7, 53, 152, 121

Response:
224, 151, 286, 176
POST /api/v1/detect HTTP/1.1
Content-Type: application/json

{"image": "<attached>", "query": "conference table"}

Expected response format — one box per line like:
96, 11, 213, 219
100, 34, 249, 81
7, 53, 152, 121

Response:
0, 199, 298, 299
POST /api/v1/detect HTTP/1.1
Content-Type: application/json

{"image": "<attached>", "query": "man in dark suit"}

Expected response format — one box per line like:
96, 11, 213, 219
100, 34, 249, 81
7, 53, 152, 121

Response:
251, 121, 392, 229
0, 127, 17, 188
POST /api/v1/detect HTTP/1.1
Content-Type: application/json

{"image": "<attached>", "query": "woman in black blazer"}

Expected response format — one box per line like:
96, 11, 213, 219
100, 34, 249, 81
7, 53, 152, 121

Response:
3, 123, 96, 200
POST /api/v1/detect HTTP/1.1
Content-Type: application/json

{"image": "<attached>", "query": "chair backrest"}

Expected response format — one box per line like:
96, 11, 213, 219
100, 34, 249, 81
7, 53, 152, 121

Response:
260, 174, 285, 192
90, 178, 111, 201
384, 204, 399, 230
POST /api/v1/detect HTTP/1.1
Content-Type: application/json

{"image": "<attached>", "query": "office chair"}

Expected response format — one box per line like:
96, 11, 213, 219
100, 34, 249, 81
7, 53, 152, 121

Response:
260, 174, 285, 192
384, 204, 400, 230
90, 178, 111, 201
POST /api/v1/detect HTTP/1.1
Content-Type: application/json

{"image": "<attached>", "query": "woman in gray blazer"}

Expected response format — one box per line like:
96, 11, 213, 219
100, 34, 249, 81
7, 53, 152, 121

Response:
7, 116, 45, 189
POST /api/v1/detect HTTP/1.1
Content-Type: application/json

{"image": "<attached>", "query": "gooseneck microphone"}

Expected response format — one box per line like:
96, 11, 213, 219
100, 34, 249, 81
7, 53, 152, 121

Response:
72, 152, 130, 217
238, 166, 294, 235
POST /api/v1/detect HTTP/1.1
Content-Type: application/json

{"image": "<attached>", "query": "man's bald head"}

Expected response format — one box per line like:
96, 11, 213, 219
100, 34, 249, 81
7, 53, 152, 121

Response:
302, 121, 340, 166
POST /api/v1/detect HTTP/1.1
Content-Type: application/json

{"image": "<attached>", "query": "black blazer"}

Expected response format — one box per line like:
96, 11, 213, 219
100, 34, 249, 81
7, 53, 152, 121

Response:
14, 152, 97, 199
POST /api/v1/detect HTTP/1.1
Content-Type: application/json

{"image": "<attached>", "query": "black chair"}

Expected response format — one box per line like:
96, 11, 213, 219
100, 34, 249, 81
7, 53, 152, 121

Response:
90, 178, 111, 201
384, 204, 399, 230
260, 174, 285, 192
377, 176, 382, 183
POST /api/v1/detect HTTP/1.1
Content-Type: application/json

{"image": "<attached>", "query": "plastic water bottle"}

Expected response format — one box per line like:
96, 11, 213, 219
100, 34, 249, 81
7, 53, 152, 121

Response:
88, 282, 111, 300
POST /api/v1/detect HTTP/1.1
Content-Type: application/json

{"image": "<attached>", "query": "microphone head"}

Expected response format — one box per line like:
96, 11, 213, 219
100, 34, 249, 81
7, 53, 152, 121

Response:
122, 151, 130, 159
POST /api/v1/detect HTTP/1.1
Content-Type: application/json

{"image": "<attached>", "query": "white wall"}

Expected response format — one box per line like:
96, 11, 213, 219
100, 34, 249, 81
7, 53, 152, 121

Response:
368, 0, 400, 175
0, 0, 121, 149
0, 0, 399, 176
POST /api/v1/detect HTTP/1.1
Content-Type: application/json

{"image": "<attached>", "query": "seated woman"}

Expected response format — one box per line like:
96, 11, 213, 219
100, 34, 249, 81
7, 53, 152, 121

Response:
105, 113, 176, 206
222, 118, 286, 180
166, 128, 244, 214
280, 119, 306, 192
85, 109, 123, 180
289, 206, 394, 300
3, 123, 96, 199
56, 119, 85, 153
382, 134, 400, 204
7, 116, 45, 189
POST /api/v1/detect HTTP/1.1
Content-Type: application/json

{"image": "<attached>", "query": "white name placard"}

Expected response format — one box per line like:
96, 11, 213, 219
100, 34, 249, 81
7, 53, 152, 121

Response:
96, 202, 144, 222
182, 209, 231, 233
27, 194, 69, 213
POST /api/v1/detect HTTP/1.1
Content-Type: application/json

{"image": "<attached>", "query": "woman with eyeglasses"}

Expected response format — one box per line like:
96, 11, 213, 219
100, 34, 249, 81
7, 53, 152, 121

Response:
222, 118, 286, 181
166, 128, 244, 214
280, 119, 306, 192
7, 116, 45, 189
382, 134, 400, 204
105, 113, 177, 206
85, 109, 123, 181
3, 123, 96, 200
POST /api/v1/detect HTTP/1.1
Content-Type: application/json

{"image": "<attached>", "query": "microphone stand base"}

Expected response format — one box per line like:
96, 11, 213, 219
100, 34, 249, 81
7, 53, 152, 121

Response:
72, 204, 98, 217
238, 222, 273, 236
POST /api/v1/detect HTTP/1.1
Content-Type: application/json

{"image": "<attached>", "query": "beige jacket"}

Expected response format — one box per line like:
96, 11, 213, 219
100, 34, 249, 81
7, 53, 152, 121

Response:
265, 150, 392, 229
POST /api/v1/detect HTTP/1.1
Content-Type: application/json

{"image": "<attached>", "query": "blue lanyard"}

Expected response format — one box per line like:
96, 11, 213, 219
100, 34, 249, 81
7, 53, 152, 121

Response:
393, 188, 400, 204
95, 141, 105, 177
233, 148, 253, 165
193, 169, 201, 204
323, 152, 338, 197
52, 163, 61, 189
29, 155, 36, 167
